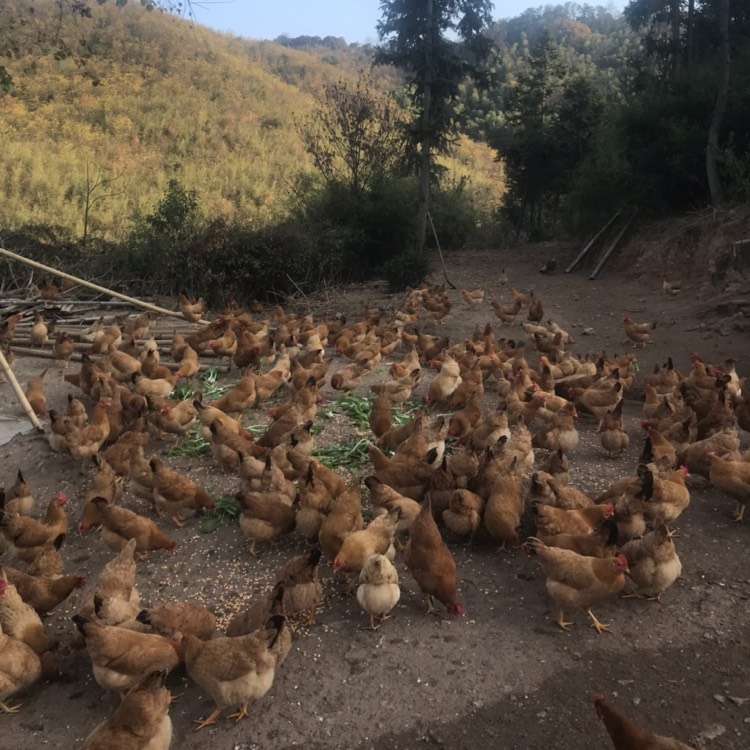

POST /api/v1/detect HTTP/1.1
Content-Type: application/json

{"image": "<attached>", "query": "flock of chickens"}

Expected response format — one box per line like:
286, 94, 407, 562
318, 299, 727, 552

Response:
0, 275, 748, 749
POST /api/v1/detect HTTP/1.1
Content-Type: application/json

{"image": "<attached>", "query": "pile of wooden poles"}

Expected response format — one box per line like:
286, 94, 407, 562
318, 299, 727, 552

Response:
0, 246, 226, 430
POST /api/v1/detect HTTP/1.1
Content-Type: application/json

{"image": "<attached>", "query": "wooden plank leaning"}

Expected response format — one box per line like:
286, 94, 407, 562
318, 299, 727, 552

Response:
589, 209, 638, 280
565, 207, 624, 274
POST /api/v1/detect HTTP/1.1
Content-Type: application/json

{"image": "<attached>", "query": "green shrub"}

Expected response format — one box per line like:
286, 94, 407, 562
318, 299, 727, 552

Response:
429, 177, 480, 250
301, 176, 418, 276
113, 179, 203, 292
382, 249, 430, 292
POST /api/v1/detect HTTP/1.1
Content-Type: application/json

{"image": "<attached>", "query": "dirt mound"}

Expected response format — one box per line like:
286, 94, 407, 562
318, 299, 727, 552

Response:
614, 205, 750, 297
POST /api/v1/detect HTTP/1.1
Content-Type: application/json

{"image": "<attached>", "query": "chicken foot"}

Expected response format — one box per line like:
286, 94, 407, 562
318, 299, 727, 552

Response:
587, 608, 612, 634
425, 595, 440, 616
365, 613, 392, 631
0, 701, 22, 713
194, 708, 223, 730
556, 609, 574, 631
733, 502, 746, 522
228, 701, 250, 722
345, 574, 359, 595
622, 592, 663, 603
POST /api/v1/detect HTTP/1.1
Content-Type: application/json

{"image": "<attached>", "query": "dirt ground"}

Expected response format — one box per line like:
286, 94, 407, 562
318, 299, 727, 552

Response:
1, 233, 750, 750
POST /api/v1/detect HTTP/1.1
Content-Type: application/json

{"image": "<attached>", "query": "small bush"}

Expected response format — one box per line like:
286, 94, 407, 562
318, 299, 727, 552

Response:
113, 179, 203, 291
429, 177, 480, 250
300, 176, 418, 277
382, 249, 430, 292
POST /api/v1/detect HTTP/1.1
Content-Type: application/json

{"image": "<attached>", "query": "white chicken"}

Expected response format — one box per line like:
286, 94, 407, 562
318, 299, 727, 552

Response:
356, 554, 400, 630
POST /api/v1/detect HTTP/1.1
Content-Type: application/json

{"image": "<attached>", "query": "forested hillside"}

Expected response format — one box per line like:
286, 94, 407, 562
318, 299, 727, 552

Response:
483, 2, 750, 235
0, 0, 747, 301
0, 1, 498, 244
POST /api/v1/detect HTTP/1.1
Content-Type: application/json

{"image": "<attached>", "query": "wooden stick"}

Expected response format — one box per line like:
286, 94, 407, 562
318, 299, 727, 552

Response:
0, 298, 140, 307
566, 207, 624, 274
10, 338, 221, 357
0, 348, 44, 432
0, 246, 210, 324
426, 211, 457, 290
9, 346, 229, 372
589, 208, 637, 280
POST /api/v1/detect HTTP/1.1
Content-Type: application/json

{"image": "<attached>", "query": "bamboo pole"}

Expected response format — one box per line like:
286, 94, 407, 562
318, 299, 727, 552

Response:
565, 207, 624, 274
9, 346, 229, 372
589, 209, 637, 280
11, 338, 221, 357
0, 246, 210, 324
0, 348, 44, 432
0, 299, 139, 307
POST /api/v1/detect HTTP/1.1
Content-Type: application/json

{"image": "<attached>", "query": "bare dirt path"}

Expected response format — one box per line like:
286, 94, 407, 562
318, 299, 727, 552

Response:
1, 241, 749, 749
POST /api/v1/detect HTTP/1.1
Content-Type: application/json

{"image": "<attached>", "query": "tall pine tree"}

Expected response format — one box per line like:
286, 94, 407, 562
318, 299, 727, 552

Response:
376, 0, 494, 257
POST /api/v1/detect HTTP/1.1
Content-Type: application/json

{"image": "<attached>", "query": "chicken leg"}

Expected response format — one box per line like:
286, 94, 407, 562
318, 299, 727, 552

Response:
228, 701, 250, 722
366, 612, 392, 631
556, 609, 574, 631
734, 502, 746, 522
305, 607, 317, 627
1, 701, 22, 713
425, 594, 440, 616
194, 708, 223, 730
587, 608, 611, 634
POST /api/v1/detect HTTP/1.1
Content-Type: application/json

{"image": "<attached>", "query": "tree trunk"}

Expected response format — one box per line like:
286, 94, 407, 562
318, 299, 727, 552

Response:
669, 0, 682, 84
515, 183, 529, 242
416, 127, 431, 256
686, 0, 695, 74
706, 0, 730, 206
415, 0, 434, 256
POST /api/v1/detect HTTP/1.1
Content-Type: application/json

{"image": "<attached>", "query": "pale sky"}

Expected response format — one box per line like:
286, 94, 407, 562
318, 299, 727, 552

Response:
192, 1, 628, 44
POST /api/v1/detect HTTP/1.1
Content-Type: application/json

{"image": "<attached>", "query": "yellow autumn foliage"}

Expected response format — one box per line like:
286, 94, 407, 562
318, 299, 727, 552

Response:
0, 0, 503, 244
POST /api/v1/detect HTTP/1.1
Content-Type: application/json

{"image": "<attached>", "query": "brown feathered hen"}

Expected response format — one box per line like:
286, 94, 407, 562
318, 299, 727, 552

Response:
404, 499, 463, 617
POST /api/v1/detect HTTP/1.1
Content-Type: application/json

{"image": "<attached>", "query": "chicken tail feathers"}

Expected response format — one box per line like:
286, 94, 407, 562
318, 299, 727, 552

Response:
307, 547, 322, 567
601, 518, 619, 548
265, 614, 287, 647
